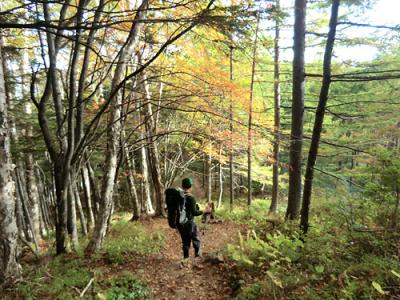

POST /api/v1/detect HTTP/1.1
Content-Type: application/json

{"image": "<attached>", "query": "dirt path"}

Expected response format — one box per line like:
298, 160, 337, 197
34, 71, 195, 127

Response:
125, 218, 241, 299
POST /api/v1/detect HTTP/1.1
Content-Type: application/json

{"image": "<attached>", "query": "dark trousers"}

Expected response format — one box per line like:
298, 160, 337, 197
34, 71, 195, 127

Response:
178, 221, 201, 258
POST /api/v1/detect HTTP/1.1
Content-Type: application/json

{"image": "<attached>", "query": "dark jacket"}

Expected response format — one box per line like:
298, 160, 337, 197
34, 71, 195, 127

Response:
184, 192, 203, 221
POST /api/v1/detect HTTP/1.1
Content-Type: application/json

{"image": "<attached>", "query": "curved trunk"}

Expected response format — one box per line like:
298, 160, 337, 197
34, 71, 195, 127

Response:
86, 0, 149, 253
300, 0, 340, 234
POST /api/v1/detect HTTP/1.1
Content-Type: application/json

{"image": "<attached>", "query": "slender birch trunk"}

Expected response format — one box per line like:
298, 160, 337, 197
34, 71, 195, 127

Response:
74, 184, 87, 236
125, 146, 141, 221
20, 49, 41, 242
142, 72, 164, 216
141, 131, 155, 215
88, 162, 100, 218
81, 166, 95, 228
207, 150, 212, 203
0, 41, 21, 282
218, 147, 223, 208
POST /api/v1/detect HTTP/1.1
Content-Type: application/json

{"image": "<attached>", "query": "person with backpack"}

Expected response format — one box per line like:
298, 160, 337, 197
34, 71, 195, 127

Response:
178, 177, 211, 259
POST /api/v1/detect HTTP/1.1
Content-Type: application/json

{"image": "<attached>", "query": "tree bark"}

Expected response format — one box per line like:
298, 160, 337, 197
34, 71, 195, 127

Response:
286, 0, 307, 220
41, 0, 71, 254
67, 184, 79, 249
88, 162, 100, 218
74, 184, 87, 236
218, 146, 223, 208
20, 48, 41, 242
16, 167, 38, 249
125, 146, 141, 221
0, 41, 21, 282
300, 0, 340, 234
207, 150, 212, 203
248, 12, 260, 207
86, 0, 149, 253
142, 72, 164, 216
229, 45, 234, 209
270, 0, 281, 214
81, 166, 94, 228
141, 130, 155, 215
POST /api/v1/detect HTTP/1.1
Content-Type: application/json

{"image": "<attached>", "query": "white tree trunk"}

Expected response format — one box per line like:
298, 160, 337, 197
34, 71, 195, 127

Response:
81, 166, 94, 228
142, 72, 164, 216
0, 42, 21, 282
20, 49, 41, 242
141, 132, 155, 215
124, 143, 141, 220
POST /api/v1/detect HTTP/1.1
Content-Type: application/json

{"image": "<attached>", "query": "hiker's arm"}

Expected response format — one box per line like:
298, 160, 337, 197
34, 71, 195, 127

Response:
188, 197, 203, 216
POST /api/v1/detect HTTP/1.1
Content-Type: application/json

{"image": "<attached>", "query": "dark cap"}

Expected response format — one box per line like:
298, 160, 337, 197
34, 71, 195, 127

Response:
182, 177, 193, 189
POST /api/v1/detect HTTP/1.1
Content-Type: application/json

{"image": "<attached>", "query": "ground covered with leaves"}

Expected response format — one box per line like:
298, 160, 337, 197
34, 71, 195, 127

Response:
2, 213, 244, 299
3, 197, 400, 299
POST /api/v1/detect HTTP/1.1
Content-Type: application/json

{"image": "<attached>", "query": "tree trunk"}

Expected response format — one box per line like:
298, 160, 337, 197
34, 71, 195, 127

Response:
141, 131, 155, 215
218, 147, 223, 208
125, 146, 141, 221
25, 150, 41, 242
300, 0, 340, 234
229, 44, 234, 209
81, 166, 95, 228
286, 0, 307, 220
85, 0, 149, 254
0, 42, 21, 282
14, 170, 27, 238
248, 12, 260, 207
42, 0, 70, 254
20, 47, 42, 242
270, 0, 281, 214
142, 72, 164, 216
88, 162, 100, 218
74, 184, 87, 236
54, 162, 68, 254
35, 167, 50, 236
16, 168, 39, 249
68, 183, 79, 249
207, 150, 212, 203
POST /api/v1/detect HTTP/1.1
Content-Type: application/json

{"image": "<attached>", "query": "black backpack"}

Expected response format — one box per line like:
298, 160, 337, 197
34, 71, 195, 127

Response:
165, 187, 188, 228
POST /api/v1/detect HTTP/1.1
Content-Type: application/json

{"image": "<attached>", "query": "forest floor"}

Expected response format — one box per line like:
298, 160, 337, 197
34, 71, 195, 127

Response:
123, 218, 243, 299
5, 215, 246, 299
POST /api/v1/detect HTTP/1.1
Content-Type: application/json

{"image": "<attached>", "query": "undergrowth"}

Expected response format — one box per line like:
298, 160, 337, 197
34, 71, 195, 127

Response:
6, 214, 163, 299
219, 197, 400, 299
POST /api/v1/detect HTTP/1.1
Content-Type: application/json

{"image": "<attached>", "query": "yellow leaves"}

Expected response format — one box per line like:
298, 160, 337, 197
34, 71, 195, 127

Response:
372, 281, 386, 295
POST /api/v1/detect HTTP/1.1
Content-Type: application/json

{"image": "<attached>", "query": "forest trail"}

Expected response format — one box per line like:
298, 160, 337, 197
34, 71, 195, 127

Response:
126, 218, 241, 299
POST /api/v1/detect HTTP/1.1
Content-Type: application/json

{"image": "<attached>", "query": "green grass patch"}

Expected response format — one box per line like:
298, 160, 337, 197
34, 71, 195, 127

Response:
217, 198, 277, 227
97, 272, 151, 300
223, 196, 400, 299
13, 254, 92, 299
102, 218, 165, 264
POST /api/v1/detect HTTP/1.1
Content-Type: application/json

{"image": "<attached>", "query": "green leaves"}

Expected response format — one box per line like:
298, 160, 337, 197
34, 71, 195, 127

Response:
315, 265, 325, 273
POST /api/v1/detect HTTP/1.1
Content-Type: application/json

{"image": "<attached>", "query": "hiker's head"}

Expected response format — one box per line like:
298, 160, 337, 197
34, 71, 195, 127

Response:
182, 177, 193, 191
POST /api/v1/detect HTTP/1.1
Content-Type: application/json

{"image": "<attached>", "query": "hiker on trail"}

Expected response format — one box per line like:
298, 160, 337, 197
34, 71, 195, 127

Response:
178, 177, 211, 259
